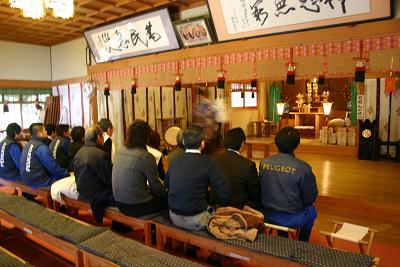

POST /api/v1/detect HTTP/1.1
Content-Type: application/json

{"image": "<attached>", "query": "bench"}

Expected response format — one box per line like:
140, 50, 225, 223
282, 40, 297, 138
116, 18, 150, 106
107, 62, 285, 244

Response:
0, 192, 106, 265
0, 177, 53, 209
78, 229, 202, 267
245, 139, 271, 159
0, 246, 32, 266
0, 192, 201, 267
57, 195, 164, 246
152, 213, 378, 267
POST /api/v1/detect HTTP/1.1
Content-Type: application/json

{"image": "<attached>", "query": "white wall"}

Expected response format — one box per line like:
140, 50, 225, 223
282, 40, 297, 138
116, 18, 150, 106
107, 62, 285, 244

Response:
0, 41, 51, 81
51, 38, 87, 81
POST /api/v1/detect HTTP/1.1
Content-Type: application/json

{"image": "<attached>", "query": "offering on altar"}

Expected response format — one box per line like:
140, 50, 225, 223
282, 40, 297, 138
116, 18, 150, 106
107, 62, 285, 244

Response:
295, 93, 305, 107
322, 91, 330, 102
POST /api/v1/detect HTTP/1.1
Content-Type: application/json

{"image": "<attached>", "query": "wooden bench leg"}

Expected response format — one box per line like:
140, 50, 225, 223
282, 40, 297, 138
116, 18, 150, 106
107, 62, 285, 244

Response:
143, 222, 152, 247
53, 201, 61, 212
156, 226, 165, 251
75, 250, 84, 267
45, 194, 53, 209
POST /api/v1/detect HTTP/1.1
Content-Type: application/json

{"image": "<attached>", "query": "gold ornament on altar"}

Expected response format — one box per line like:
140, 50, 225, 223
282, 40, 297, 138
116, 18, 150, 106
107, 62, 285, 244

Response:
322, 91, 330, 102
295, 93, 305, 107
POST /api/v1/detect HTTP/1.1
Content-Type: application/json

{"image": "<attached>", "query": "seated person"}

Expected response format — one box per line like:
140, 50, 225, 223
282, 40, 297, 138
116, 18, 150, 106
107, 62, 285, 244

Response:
167, 129, 184, 165
68, 126, 85, 160
214, 127, 260, 209
259, 127, 318, 242
49, 124, 71, 169
112, 120, 167, 217
146, 129, 165, 180
20, 123, 69, 189
44, 124, 56, 146
165, 125, 230, 231
0, 123, 23, 181
98, 118, 113, 163
72, 126, 113, 224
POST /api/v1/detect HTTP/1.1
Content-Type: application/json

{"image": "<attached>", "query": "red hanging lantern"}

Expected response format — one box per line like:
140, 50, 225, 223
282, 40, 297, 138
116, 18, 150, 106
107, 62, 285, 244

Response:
286, 63, 296, 85
251, 79, 257, 88
104, 82, 110, 96
174, 75, 181, 91
217, 71, 225, 89
131, 79, 137, 95
355, 59, 366, 82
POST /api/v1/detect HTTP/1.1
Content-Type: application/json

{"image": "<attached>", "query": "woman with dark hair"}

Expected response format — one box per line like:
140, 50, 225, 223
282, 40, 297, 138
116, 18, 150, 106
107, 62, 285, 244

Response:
68, 126, 85, 160
112, 120, 168, 217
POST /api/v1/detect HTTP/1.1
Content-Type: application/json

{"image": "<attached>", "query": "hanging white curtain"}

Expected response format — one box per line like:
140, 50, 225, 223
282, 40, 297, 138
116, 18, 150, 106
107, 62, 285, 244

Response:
364, 79, 377, 122
58, 84, 70, 125
108, 90, 124, 160
52, 86, 58, 96
69, 83, 83, 127
97, 90, 124, 163
186, 88, 193, 127
148, 87, 157, 130
175, 88, 185, 125
124, 89, 134, 127
134, 87, 147, 122
82, 83, 93, 128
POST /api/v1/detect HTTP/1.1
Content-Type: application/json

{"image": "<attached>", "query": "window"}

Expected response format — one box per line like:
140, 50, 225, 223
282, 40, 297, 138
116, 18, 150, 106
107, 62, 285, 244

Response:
230, 82, 257, 108
0, 89, 51, 130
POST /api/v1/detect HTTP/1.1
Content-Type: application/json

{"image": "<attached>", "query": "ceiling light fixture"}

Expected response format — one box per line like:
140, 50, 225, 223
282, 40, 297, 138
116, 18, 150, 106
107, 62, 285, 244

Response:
9, 0, 74, 20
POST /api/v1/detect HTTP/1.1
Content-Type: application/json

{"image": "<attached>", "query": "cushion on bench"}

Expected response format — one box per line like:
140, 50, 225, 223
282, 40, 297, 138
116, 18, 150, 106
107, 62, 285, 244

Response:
153, 213, 375, 267
78, 230, 202, 267
0, 247, 32, 267
0, 193, 106, 244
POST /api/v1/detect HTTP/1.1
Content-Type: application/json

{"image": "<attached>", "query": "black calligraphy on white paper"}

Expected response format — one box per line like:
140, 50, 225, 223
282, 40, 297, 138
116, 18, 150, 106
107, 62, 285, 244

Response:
86, 10, 178, 63
219, 0, 369, 35
250, 0, 268, 26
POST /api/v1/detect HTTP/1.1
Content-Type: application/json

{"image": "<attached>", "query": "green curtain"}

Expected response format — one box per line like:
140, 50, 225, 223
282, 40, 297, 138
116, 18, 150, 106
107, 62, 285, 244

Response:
350, 80, 357, 126
269, 82, 282, 123
0, 88, 52, 96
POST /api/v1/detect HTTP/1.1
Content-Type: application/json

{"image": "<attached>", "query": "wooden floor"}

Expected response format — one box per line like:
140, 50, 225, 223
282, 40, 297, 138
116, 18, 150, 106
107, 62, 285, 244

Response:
250, 150, 400, 246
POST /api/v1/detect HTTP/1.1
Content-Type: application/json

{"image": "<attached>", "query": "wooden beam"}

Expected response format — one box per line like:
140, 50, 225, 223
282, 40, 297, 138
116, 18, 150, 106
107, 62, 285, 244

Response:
0, 79, 52, 88
88, 19, 400, 74
52, 76, 89, 86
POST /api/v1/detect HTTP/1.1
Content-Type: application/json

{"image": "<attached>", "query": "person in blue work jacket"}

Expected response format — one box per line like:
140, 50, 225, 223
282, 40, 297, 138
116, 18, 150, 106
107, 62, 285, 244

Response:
259, 127, 318, 242
20, 123, 69, 189
49, 124, 72, 170
0, 123, 23, 181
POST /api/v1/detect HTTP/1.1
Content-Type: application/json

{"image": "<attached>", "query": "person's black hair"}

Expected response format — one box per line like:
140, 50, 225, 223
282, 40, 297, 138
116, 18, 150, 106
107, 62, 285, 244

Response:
71, 126, 85, 142
275, 127, 300, 154
125, 120, 151, 149
224, 127, 246, 151
56, 124, 70, 137
45, 124, 56, 135
182, 125, 205, 149
29, 123, 43, 135
148, 129, 161, 149
6, 123, 22, 138
98, 118, 113, 132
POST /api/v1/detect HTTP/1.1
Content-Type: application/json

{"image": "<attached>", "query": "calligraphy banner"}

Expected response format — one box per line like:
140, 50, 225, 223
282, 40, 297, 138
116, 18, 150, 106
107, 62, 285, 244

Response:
84, 8, 179, 63
208, 0, 392, 41
357, 94, 365, 120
